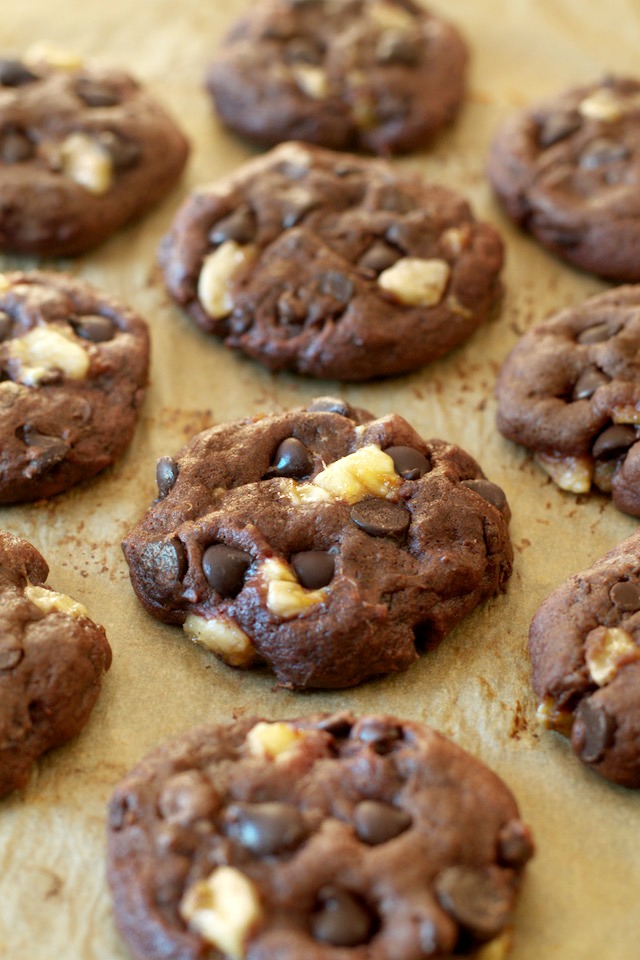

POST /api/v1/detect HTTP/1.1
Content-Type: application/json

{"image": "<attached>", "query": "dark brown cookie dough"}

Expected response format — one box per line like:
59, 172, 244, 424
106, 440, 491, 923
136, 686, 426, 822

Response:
0, 46, 189, 256
122, 399, 513, 690
206, 0, 468, 156
0, 270, 150, 503
159, 142, 504, 381
495, 286, 640, 517
530, 528, 640, 788
487, 75, 640, 281
107, 712, 534, 960
0, 530, 111, 798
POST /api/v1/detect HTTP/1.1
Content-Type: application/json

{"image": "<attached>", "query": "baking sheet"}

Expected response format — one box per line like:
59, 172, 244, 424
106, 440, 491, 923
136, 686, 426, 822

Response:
1, 1, 640, 957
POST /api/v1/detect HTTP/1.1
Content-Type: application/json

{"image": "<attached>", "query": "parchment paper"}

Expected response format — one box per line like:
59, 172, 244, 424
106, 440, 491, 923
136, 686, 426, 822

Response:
1, 1, 639, 957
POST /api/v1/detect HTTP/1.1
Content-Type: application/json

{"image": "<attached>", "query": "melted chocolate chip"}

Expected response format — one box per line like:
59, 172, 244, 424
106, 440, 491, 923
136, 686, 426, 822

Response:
592, 424, 636, 460
0, 311, 13, 341
71, 314, 116, 342
291, 550, 335, 589
355, 718, 402, 753
75, 76, 121, 107
276, 290, 307, 326
20, 426, 68, 475
385, 445, 430, 480
0, 59, 39, 87
307, 397, 355, 417
577, 322, 620, 344
156, 456, 180, 498
140, 539, 187, 587
572, 699, 616, 763
202, 544, 251, 598
269, 437, 314, 479
579, 137, 629, 169
609, 580, 640, 612
1, 128, 34, 163
99, 131, 141, 171
0, 645, 23, 671
572, 366, 610, 400
225, 801, 305, 856
350, 498, 411, 538
353, 800, 411, 845
208, 205, 255, 246
497, 820, 535, 868
312, 887, 373, 947
460, 478, 508, 512
358, 240, 400, 273
536, 110, 581, 148
317, 271, 353, 303
434, 866, 514, 941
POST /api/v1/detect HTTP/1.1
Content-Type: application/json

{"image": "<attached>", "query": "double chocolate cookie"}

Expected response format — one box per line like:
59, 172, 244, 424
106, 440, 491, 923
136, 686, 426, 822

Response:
0, 530, 111, 798
0, 270, 149, 503
122, 400, 513, 689
0, 47, 189, 256
159, 142, 504, 381
488, 75, 640, 280
530, 529, 640, 788
107, 712, 534, 960
206, 0, 468, 155
495, 286, 640, 517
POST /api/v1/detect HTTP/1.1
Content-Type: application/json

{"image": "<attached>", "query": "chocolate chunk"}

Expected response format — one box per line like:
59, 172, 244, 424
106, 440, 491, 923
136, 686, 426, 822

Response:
225, 801, 306, 855
75, 76, 121, 107
385, 445, 430, 480
434, 866, 514, 941
0, 311, 12, 341
572, 700, 616, 764
99, 131, 142, 171
536, 110, 581, 148
572, 366, 610, 400
291, 550, 335, 589
269, 437, 314, 478
460, 478, 507, 512
139, 539, 187, 587
0, 645, 23, 670
312, 886, 373, 946
72, 313, 116, 342
21, 427, 69, 476
497, 820, 535, 868
1, 128, 34, 163
307, 397, 355, 417
577, 322, 619, 344
358, 240, 400, 273
202, 544, 251, 597
579, 138, 629, 170
0, 59, 38, 87
353, 800, 411, 845
158, 771, 219, 825
610, 580, 640, 612
592, 424, 636, 459
208, 205, 255, 246
156, 456, 180, 498
350, 498, 411, 538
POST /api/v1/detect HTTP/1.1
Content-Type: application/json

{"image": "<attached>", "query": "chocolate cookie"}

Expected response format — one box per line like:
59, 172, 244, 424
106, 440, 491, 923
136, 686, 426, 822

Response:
159, 142, 504, 381
122, 399, 513, 689
0, 530, 111, 798
0, 46, 189, 256
530, 529, 640, 788
495, 286, 640, 517
487, 75, 640, 281
107, 712, 534, 960
0, 270, 150, 503
206, 0, 468, 156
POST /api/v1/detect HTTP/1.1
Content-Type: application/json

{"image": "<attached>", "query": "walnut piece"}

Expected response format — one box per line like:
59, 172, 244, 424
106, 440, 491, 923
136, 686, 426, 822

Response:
198, 240, 256, 319
262, 558, 327, 619
534, 452, 593, 494
586, 626, 640, 686
246, 721, 306, 760
180, 866, 263, 960
8, 325, 90, 385
312, 444, 401, 503
24, 584, 89, 619
183, 613, 255, 667
378, 257, 450, 307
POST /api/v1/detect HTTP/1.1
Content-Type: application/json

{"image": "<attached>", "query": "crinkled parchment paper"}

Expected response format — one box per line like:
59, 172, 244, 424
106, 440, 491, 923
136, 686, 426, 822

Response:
1, 1, 640, 957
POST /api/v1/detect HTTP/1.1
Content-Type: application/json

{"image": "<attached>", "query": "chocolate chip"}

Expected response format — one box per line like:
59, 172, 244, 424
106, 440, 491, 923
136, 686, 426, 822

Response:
98, 131, 141, 171
497, 820, 535, 868
307, 397, 355, 417
0, 59, 39, 86
0, 646, 23, 670
312, 887, 373, 947
592, 424, 636, 460
577, 321, 620, 344
276, 290, 307, 326
1, 128, 34, 163
572, 699, 616, 763
460, 478, 508, 512
139, 538, 187, 587
158, 771, 219, 825
291, 550, 334, 589
225, 801, 306, 856
318, 271, 353, 303
202, 544, 251, 598
385, 445, 430, 480
269, 437, 314, 479
350, 498, 411, 538
579, 137, 629, 169
353, 800, 411, 845
375, 32, 420, 65
609, 580, 640, 612
355, 718, 402, 753
572, 366, 610, 400
75, 76, 121, 107
315, 711, 354, 737
537, 110, 581, 148
434, 866, 514, 941
208, 205, 255, 246
20, 426, 68, 476
358, 240, 400, 273
156, 456, 179, 498
0, 311, 12, 341
71, 314, 115, 342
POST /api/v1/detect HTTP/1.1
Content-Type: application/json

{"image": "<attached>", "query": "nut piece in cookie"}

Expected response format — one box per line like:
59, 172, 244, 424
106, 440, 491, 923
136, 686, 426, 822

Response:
205, 0, 468, 155
487, 75, 640, 281
159, 142, 504, 381
0, 46, 189, 256
106, 713, 534, 960
496, 286, 640, 517
122, 399, 513, 689
530, 528, 640, 787
0, 530, 111, 798
0, 270, 149, 503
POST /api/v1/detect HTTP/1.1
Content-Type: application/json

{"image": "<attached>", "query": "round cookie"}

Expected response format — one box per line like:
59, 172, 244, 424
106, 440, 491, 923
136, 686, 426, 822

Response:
122, 399, 513, 689
495, 286, 640, 517
159, 142, 504, 381
0, 270, 150, 503
0, 530, 111, 798
487, 75, 640, 281
530, 528, 640, 788
205, 0, 468, 156
0, 46, 189, 256
107, 712, 534, 960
